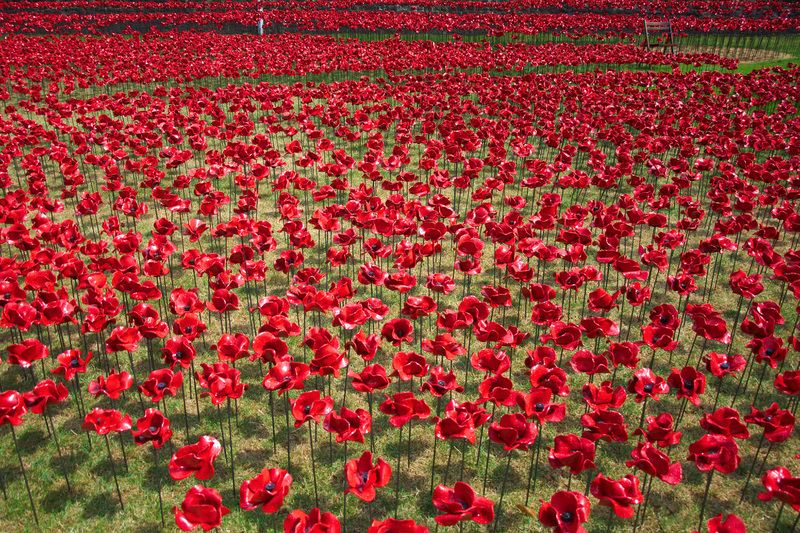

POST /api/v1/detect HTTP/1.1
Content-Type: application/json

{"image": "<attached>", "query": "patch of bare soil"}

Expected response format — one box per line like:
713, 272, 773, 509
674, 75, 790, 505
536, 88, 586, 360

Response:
678, 45, 794, 63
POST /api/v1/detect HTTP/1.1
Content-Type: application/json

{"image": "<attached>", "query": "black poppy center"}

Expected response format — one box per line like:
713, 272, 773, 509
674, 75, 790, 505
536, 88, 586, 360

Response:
304, 405, 311, 414
185, 326, 192, 333
720, 363, 730, 370
561, 512, 574, 523
158, 382, 167, 389
149, 426, 158, 432
176, 350, 184, 359
438, 380, 446, 387
766, 348, 775, 356
659, 315, 669, 325
643, 384, 654, 393
765, 416, 773, 422
535, 402, 545, 412
683, 380, 694, 390
183, 304, 191, 311
71, 359, 79, 367
265, 483, 275, 491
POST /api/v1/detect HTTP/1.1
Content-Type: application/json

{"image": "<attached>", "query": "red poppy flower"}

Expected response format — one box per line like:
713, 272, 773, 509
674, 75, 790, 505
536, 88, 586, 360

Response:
587, 288, 620, 313
530, 363, 570, 398
82, 408, 132, 435
627, 368, 669, 402
775, 370, 800, 396
252, 332, 290, 365
425, 273, 456, 295
578, 316, 620, 340
345, 451, 391, 502
128, 303, 169, 339
420, 367, 463, 397
519, 388, 567, 424
434, 400, 486, 444
169, 436, 223, 481
648, 304, 680, 330
633, 413, 681, 447
667, 366, 706, 406
345, 330, 381, 361
173, 485, 230, 532
6, 338, 48, 369
471, 348, 510, 375
693, 513, 746, 533
381, 318, 414, 346
548, 434, 596, 475
390, 352, 430, 381
196, 363, 248, 404
626, 442, 682, 484
88, 368, 133, 400
641, 324, 679, 351
539, 491, 591, 533
687, 434, 741, 474
51, 349, 93, 381
132, 408, 172, 448
289, 390, 333, 428
759, 467, 800, 511
699, 408, 750, 439
729, 270, 764, 299
263, 358, 310, 395
432, 481, 494, 526
23, 379, 68, 414
173, 313, 207, 341
366, 518, 429, 533
284, 508, 341, 533
750, 335, 786, 369
590, 474, 643, 518
604, 342, 641, 369
540, 321, 583, 351
139, 368, 183, 403
422, 333, 466, 361
105, 326, 142, 353
488, 413, 538, 451
581, 409, 629, 443
581, 381, 627, 411
170, 287, 205, 316
323, 407, 371, 443
240, 468, 292, 513
211, 333, 250, 363
379, 391, 431, 427
703, 352, 746, 379
569, 350, 610, 376
744, 403, 796, 443
0, 390, 28, 426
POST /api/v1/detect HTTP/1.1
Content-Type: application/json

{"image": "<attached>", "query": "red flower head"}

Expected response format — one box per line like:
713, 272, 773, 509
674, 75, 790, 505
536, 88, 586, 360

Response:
648, 304, 680, 330
170, 287, 205, 316
488, 413, 538, 451
161, 336, 197, 370
604, 342, 640, 369
51, 349, 93, 381
173, 485, 231, 532
548, 434, 596, 475
284, 508, 340, 533
349, 364, 391, 393
0, 390, 28, 426
211, 333, 250, 363
693, 513, 746, 533
587, 288, 620, 313
390, 352, 429, 382
626, 442, 682, 484
539, 491, 591, 533
749, 335, 786, 369
173, 313, 207, 341
6, 338, 48, 369
402, 295, 436, 319
420, 367, 463, 397
345, 451, 391, 502
569, 350, 610, 376
432, 481, 494, 526
240, 468, 292, 513
745, 403, 795, 443
132, 408, 172, 448
519, 387, 566, 425
425, 273, 456, 295
478, 374, 518, 407
23, 379, 68, 414
434, 400, 487, 444
169, 436, 223, 481
540, 321, 583, 351
667, 366, 706, 406
196, 363, 248, 405
580, 409, 629, 443
582, 381, 627, 411
471, 349, 510, 375
366, 518, 429, 533
105, 326, 143, 353
422, 333, 466, 361
699, 407, 750, 439
590, 474, 643, 518
687, 434, 741, 474
88, 368, 133, 400
380, 392, 431, 427
128, 303, 169, 339
263, 358, 310, 395
775, 370, 800, 397
759, 467, 800, 511
641, 325, 679, 351
82, 408, 132, 435
289, 390, 334, 427
345, 330, 381, 362
530, 364, 570, 398
627, 368, 669, 402
323, 407, 371, 443
633, 413, 681, 447
381, 318, 414, 346
703, 352, 746, 379
252, 332, 290, 365
729, 270, 764, 299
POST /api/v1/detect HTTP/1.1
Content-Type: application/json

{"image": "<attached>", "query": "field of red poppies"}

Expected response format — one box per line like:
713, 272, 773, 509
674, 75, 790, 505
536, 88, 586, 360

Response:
2, 2, 800, 532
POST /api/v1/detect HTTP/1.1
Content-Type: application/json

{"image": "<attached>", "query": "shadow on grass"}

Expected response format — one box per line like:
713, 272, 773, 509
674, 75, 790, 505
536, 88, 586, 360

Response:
82, 490, 123, 519
41, 485, 84, 513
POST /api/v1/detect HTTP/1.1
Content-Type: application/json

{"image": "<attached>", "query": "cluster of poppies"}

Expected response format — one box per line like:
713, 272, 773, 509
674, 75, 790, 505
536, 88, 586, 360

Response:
3, 2, 800, 35
1, 16, 800, 532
